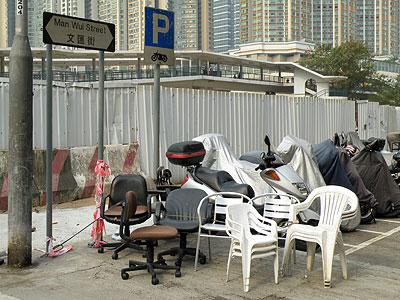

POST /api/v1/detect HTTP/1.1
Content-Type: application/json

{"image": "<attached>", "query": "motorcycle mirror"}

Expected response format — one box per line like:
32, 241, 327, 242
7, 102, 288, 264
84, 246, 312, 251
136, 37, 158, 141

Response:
264, 135, 271, 147
264, 135, 271, 155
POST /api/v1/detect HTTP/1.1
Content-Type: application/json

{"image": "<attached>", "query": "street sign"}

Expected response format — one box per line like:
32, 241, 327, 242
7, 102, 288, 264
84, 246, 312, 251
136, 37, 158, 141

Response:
43, 12, 115, 52
144, 7, 174, 65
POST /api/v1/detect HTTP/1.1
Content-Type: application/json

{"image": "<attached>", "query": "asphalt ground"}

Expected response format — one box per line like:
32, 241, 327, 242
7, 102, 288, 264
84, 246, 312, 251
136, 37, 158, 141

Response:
0, 203, 400, 300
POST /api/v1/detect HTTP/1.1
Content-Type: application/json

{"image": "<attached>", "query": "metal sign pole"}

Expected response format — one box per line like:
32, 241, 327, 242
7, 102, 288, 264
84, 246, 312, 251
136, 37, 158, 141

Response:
8, 0, 33, 266
153, 63, 160, 177
46, 44, 53, 251
98, 50, 105, 161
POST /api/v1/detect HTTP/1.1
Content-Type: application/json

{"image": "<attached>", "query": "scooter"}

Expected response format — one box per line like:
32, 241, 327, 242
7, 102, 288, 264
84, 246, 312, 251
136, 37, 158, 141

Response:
239, 135, 310, 201
165, 140, 255, 199
164, 137, 318, 223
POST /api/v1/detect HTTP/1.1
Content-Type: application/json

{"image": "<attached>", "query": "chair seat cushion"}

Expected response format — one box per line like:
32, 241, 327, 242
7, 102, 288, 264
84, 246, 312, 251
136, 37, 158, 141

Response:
104, 205, 147, 217
130, 225, 178, 240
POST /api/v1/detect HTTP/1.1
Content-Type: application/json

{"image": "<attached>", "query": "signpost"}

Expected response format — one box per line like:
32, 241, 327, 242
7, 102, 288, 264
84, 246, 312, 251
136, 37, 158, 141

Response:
43, 12, 115, 250
43, 12, 115, 52
144, 7, 175, 65
144, 7, 174, 177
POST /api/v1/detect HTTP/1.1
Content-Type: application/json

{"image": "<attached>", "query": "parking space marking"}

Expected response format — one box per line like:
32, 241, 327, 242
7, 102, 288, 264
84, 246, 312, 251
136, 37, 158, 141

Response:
345, 224, 400, 255
356, 229, 384, 235
375, 218, 400, 224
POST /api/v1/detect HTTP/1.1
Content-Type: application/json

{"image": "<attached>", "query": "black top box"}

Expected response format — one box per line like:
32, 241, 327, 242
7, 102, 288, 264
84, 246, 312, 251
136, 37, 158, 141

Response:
166, 141, 206, 166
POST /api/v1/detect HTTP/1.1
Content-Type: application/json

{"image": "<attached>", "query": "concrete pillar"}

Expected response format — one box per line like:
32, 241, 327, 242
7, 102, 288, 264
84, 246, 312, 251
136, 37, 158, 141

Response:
189, 59, 192, 75
136, 57, 141, 79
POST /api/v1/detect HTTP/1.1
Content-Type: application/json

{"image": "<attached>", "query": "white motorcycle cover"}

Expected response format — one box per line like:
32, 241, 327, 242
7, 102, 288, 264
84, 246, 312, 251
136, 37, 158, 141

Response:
276, 135, 326, 191
192, 133, 274, 197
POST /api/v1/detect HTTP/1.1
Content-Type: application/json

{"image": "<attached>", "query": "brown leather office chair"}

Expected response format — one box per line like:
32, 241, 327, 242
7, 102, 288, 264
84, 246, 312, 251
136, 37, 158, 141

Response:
98, 174, 163, 260
120, 191, 181, 285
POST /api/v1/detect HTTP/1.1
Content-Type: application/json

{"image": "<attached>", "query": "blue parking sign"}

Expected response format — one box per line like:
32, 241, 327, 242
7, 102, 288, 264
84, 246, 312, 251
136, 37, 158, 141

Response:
145, 7, 174, 50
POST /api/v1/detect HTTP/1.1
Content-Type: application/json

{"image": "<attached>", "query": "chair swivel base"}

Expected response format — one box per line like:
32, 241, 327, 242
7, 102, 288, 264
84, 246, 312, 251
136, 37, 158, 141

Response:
157, 247, 207, 267
98, 240, 145, 260
97, 242, 126, 260
121, 241, 181, 285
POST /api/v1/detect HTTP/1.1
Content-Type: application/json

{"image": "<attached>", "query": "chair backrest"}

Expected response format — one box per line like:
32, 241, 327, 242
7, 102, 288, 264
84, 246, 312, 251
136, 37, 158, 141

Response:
120, 191, 138, 240
165, 188, 208, 221
109, 174, 148, 206
197, 192, 251, 225
309, 186, 358, 229
252, 193, 299, 221
226, 203, 275, 241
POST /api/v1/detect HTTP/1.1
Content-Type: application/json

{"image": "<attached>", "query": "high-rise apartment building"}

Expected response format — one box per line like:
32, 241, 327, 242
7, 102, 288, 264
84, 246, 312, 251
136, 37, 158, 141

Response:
169, 0, 213, 51
4, 0, 95, 48
213, 0, 239, 53
312, 0, 358, 47
215, 0, 400, 57
98, 0, 167, 51
358, 0, 400, 56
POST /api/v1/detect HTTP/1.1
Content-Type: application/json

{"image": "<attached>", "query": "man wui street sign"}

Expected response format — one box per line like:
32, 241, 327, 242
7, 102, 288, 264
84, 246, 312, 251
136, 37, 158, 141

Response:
43, 12, 115, 52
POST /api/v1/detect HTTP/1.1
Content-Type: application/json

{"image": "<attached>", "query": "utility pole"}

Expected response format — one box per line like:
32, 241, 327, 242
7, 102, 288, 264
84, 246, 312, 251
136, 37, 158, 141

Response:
8, 0, 33, 267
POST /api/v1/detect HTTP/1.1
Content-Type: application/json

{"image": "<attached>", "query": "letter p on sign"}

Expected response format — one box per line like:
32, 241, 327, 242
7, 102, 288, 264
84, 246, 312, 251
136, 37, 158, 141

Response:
153, 14, 169, 44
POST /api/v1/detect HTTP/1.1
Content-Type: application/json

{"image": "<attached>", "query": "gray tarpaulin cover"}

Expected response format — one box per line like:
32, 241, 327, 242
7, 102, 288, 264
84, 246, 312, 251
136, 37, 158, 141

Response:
352, 140, 400, 217
193, 133, 274, 197
276, 135, 325, 191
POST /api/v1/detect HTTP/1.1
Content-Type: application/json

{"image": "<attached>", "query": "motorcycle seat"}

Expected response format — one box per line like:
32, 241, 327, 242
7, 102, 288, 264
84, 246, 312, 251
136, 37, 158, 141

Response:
194, 167, 255, 198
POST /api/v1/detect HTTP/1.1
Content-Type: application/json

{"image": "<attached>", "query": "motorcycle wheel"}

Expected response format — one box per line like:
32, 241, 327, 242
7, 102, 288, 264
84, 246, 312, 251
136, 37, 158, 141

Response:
360, 206, 376, 224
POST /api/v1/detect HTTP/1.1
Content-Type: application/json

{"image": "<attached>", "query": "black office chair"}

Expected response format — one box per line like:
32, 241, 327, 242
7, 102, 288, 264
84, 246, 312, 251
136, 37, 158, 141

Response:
120, 191, 181, 285
98, 174, 162, 259
154, 188, 211, 267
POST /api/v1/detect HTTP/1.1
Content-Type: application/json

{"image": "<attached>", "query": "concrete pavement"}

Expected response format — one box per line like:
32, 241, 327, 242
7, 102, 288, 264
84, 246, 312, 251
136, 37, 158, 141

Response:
0, 203, 400, 300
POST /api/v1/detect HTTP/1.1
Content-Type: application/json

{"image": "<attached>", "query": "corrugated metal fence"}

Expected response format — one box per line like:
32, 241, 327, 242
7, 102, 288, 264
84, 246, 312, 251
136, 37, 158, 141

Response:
1, 79, 398, 179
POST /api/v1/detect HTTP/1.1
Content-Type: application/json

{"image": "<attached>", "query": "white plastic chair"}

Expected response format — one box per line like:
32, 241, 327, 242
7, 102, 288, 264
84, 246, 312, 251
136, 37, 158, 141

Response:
251, 193, 299, 263
194, 192, 251, 271
226, 203, 279, 292
281, 185, 358, 288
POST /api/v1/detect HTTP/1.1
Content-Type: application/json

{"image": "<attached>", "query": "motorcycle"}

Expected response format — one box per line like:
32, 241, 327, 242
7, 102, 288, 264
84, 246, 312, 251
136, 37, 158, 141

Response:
389, 151, 400, 187
165, 134, 319, 224
239, 135, 310, 201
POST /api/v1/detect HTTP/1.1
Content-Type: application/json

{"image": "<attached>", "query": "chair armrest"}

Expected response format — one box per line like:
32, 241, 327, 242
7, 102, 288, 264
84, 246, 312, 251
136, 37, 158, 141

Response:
148, 190, 167, 196
100, 195, 110, 218
154, 201, 166, 224
249, 211, 278, 237
288, 195, 317, 222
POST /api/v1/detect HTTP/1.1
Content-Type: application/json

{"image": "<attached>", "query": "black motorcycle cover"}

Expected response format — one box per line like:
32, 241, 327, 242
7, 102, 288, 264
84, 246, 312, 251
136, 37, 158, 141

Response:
352, 140, 400, 217
313, 140, 354, 192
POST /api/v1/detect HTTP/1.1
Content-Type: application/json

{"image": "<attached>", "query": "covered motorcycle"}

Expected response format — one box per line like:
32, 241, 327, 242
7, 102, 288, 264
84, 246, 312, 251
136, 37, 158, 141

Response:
313, 140, 360, 231
276, 135, 326, 191
352, 139, 400, 218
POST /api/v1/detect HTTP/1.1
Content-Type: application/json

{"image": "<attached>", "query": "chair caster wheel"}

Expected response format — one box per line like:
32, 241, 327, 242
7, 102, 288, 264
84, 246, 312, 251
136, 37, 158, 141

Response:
152, 277, 159, 285
200, 257, 206, 265
98, 247, 104, 254
112, 253, 118, 260
121, 272, 129, 280
175, 271, 181, 278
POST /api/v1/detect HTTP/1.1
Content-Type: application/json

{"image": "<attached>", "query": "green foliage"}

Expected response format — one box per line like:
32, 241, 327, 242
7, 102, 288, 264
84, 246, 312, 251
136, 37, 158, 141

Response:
368, 74, 400, 106
299, 41, 376, 99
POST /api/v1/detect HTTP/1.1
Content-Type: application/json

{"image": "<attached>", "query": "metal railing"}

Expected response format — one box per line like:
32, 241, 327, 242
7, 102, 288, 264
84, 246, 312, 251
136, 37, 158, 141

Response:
0, 67, 289, 84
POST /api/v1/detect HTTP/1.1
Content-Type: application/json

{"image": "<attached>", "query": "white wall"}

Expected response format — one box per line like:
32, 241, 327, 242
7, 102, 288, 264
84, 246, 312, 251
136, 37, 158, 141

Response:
2, 79, 398, 180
